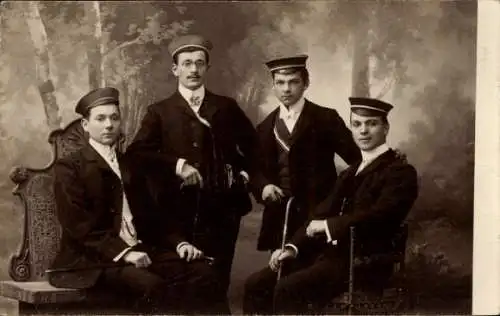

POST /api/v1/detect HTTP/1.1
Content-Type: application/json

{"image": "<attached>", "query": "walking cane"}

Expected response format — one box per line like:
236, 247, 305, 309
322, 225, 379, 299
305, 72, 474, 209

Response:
276, 196, 294, 282
45, 255, 215, 275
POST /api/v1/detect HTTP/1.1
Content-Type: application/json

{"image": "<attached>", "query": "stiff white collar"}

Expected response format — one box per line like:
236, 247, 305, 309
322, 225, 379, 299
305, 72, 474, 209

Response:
361, 143, 390, 163
89, 138, 117, 163
178, 84, 205, 105
278, 97, 305, 121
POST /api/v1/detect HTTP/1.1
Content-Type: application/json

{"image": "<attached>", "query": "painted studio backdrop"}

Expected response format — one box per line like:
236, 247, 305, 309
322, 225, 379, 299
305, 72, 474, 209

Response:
0, 1, 474, 314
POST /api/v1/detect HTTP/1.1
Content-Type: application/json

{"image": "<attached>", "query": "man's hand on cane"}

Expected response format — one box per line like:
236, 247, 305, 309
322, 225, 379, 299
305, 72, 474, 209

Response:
179, 163, 204, 188
177, 243, 204, 262
269, 247, 296, 272
262, 184, 285, 203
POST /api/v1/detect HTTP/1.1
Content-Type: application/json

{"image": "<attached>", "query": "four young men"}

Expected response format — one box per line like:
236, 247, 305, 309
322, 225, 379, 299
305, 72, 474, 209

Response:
50, 34, 419, 314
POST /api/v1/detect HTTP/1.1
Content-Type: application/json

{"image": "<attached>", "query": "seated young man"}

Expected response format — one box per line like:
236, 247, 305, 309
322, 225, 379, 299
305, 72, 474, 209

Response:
48, 87, 228, 314
243, 97, 419, 314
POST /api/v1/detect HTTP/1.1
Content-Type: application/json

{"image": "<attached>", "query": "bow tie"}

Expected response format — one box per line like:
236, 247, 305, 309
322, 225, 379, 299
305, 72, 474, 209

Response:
189, 95, 202, 107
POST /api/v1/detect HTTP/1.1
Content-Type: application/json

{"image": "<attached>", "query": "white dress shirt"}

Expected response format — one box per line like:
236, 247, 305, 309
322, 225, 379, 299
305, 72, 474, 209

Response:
88, 138, 140, 261
278, 97, 305, 133
178, 83, 206, 115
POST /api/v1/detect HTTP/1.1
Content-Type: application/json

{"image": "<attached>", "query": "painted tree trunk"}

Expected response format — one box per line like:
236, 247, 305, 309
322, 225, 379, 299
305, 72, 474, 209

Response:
24, 1, 61, 130
351, 23, 370, 98
84, 0, 105, 89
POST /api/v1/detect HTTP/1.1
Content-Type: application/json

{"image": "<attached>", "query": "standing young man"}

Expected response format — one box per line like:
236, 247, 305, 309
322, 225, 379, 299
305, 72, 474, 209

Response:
243, 55, 361, 313
244, 97, 419, 314
49, 87, 227, 314
126, 35, 256, 296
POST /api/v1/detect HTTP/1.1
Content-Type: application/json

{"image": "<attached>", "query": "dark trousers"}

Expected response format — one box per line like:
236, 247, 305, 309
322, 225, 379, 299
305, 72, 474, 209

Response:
188, 188, 243, 296
202, 213, 241, 295
243, 252, 349, 315
96, 248, 230, 314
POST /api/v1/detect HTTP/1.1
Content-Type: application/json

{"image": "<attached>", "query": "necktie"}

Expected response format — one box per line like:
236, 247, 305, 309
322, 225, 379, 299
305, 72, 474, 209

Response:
108, 149, 120, 174
190, 95, 202, 107
109, 149, 138, 246
108, 150, 116, 164
189, 94, 211, 128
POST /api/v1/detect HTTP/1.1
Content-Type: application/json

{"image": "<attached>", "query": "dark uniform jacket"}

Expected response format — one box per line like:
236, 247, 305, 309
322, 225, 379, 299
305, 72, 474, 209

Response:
251, 100, 361, 251
291, 148, 419, 258
49, 144, 162, 289
126, 90, 256, 251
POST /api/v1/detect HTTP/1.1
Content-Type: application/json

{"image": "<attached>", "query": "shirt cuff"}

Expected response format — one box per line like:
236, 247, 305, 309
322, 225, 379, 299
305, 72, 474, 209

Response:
239, 171, 249, 183
261, 184, 273, 201
284, 243, 298, 257
324, 220, 338, 246
176, 241, 190, 253
113, 246, 133, 262
176, 158, 186, 176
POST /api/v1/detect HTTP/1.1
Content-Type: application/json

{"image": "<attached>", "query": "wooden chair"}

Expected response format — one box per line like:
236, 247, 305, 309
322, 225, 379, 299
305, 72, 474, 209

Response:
324, 223, 409, 315
0, 119, 142, 315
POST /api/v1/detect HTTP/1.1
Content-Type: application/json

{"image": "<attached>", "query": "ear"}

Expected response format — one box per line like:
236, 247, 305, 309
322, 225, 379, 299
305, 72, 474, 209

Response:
171, 63, 179, 77
304, 79, 310, 90
81, 118, 89, 133
384, 123, 390, 136
271, 75, 278, 88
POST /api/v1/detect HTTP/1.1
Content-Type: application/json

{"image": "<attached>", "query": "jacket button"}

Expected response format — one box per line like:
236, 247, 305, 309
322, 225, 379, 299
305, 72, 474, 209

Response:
193, 142, 199, 148
194, 162, 200, 168
339, 211, 343, 216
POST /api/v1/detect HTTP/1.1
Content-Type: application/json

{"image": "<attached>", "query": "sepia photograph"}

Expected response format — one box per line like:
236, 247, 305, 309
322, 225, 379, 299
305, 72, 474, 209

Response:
0, 1, 475, 315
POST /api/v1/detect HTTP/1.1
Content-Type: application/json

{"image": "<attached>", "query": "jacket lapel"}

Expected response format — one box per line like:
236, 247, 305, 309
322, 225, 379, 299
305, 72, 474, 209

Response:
116, 152, 132, 185
198, 90, 219, 124
81, 143, 115, 174
172, 90, 199, 120
355, 149, 396, 178
81, 142, 125, 193
289, 100, 313, 148
81, 143, 123, 213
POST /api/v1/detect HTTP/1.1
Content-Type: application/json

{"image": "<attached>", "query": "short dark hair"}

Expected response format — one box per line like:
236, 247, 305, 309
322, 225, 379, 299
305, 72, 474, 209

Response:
350, 110, 389, 125
271, 67, 310, 85
81, 104, 121, 120
173, 47, 210, 65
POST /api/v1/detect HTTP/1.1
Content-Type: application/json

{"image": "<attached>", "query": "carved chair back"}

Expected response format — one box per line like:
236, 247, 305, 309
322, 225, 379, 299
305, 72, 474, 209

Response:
8, 120, 87, 282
